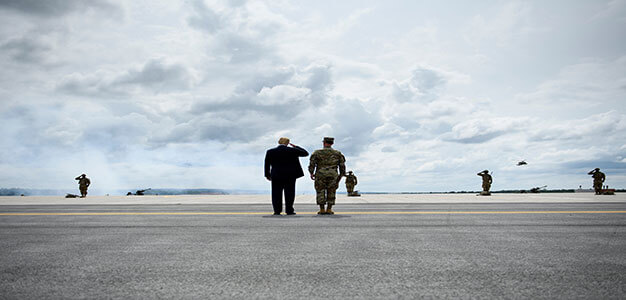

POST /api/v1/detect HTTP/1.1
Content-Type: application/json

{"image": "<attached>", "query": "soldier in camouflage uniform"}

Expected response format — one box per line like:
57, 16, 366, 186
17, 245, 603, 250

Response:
345, 171, 358, 195
308, 137, 346, 215
587, 168, 605, 195
75, 174, 91, 198
477, 170, 492, 195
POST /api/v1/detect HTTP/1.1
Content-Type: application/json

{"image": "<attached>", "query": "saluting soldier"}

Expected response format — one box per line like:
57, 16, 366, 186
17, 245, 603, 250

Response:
477, 170, 492, 195
309, 137, 346, 215
345, 171, 358, 195
588, 168, 606, 195
75, 174, 91, 198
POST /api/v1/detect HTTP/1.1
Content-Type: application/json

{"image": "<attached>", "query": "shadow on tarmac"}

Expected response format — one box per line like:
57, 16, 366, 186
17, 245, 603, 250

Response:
262, 215, 288, 218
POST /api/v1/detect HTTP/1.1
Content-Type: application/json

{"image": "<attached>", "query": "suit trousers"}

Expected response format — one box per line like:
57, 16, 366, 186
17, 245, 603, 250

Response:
271, 178, 296, 214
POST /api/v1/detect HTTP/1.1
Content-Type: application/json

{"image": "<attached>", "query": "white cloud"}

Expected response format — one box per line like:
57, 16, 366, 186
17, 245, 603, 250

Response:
464, 1, 535, 49
256, 85, 310, 105
531, 111, 626, 142
57, 59, 194, 97
516, 57, 626, 108
0, 0, 625, 192
0, 0, 123, 18
592, 0, 626, 22
444, 117, 530, 144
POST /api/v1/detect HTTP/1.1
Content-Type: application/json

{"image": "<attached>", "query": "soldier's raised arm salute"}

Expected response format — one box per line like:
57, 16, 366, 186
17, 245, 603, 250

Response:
309, 137, 345, 215
75, 174, 91, 198
588, 168, 606, 195
477, 170, 492, 196
345, 171, 358, 195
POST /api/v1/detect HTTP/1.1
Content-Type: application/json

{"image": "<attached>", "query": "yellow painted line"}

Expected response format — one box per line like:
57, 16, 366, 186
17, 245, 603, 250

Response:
340, 211, 626, 215
0, 212, 268, 216
0, 211, 625, 216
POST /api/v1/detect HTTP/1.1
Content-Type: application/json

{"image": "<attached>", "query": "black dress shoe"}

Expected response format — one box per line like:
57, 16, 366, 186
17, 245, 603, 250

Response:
273, 213, 281, 215
286, 212, 296, 215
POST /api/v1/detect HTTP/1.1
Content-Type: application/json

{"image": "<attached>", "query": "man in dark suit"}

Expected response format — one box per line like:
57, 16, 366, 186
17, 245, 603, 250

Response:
264, 137, 309, 215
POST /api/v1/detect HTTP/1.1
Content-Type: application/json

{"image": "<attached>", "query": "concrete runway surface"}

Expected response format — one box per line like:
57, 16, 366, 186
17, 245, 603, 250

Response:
1, 195, 625, 299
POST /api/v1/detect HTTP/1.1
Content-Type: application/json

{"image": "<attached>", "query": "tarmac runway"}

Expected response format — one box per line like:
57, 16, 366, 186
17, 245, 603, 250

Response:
1, 198, 625, 299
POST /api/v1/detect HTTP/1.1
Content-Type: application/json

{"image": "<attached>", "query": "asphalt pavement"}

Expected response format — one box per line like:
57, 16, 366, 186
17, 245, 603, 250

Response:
1, 202, 625, 299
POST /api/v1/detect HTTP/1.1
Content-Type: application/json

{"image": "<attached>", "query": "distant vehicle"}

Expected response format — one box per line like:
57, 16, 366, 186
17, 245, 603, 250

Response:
517, 160, 528, 166
135, 188, 150, 196
127, 188, 151, 196
529, 185, 547, 193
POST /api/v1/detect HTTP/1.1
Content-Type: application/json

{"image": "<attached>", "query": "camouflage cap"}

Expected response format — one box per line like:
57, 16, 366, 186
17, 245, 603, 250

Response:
595, 167, 600, 170
323, 137, 334, 144
278, 137, 290, 145
348, 170, 353, 174
482, 170, 489, 173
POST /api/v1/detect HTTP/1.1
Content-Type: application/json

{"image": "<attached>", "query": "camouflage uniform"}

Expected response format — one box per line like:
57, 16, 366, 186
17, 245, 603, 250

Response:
309, 144, 346, 205
477, 171, 492, 192
345, 172, 358, 194
75, 174, 91, 197
588, 168, 605, 195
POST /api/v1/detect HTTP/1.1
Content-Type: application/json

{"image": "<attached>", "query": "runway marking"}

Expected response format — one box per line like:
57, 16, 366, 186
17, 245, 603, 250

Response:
1, 211, 626, 216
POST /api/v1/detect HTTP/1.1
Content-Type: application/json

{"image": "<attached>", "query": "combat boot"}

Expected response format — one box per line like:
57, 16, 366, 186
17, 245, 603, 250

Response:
317, 205, 326, 215
326, 205, 334, 215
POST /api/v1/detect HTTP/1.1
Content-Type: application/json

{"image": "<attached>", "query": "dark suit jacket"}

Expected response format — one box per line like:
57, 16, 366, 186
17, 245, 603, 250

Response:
264, 145, 309, 181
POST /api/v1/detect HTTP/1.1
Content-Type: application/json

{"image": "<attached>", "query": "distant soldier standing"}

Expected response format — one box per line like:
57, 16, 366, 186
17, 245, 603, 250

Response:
309, 137, 346, 215
477, 170, 492, 195
75, 174, 91, 198
587, 168, 605, 195
345, 171, 358, 195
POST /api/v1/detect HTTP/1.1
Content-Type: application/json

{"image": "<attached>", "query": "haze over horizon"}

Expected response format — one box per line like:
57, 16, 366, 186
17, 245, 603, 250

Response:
1, 0, 625, 193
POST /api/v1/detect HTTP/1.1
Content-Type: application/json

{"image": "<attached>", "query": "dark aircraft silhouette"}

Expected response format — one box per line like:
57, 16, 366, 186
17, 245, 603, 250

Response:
521, 185, 547, 193
529, 185, 547, 193
517, 160, 527, 166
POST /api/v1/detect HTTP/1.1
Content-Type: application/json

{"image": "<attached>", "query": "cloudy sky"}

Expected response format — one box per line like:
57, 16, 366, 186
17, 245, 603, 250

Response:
1, 0, 625, 193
